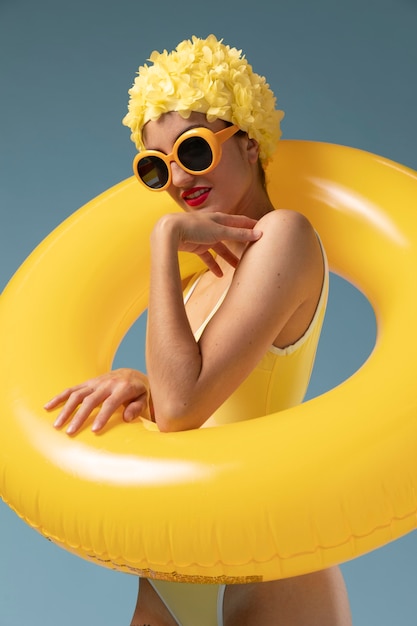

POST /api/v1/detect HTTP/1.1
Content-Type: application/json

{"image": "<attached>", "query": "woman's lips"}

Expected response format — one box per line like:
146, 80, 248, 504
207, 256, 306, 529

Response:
182, 187, 210, 207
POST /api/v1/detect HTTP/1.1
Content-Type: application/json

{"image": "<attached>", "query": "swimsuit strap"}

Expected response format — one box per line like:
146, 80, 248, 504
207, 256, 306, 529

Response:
183, 271, 230, 342
183, 271, 205, 304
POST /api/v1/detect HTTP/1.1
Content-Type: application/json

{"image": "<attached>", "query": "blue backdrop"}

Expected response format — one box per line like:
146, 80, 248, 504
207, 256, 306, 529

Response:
1, 1, 417, 624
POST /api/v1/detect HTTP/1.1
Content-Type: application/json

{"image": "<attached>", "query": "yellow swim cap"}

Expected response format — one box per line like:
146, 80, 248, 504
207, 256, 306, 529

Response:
122, 35, 284, 164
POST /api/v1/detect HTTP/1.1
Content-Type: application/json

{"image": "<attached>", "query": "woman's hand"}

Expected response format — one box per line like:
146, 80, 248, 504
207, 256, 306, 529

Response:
153, 212, 262, 276
44, 368, 151, 434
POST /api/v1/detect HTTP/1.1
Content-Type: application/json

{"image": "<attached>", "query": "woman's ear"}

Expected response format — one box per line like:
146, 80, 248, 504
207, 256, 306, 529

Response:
246, 137, 260, 164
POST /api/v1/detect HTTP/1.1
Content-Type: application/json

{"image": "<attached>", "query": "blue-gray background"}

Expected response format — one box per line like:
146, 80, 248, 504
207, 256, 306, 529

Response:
1, 0, 416, 624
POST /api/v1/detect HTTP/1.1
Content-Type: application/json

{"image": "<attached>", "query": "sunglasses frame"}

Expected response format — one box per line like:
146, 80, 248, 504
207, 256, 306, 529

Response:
133, 124, 239, 191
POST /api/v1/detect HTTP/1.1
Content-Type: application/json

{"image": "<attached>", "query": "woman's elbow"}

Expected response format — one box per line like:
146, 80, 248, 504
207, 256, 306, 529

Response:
153, 398, 204, 432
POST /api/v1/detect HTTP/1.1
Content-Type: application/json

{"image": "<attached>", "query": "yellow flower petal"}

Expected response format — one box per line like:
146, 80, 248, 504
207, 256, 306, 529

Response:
122, 35, 284, 164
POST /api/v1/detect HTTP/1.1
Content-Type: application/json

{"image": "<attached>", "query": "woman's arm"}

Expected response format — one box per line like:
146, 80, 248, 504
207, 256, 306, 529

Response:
146, 211, 262, 430
46, 209, 322, 436
147, 209, 324, 432
44, 212, 260, 435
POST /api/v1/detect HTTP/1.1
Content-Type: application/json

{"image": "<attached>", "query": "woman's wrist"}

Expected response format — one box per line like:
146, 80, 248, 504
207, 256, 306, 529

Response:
151, 213, 182, 248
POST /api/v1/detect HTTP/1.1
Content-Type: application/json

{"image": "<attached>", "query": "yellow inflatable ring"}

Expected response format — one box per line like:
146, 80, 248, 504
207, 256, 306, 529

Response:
1, 140, 417, 584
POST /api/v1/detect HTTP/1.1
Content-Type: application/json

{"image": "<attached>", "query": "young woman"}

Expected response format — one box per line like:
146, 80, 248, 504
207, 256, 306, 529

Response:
45, 35, 352, 626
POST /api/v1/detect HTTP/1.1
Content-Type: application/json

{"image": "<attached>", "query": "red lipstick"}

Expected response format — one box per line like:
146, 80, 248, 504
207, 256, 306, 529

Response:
182, 187, 210, 207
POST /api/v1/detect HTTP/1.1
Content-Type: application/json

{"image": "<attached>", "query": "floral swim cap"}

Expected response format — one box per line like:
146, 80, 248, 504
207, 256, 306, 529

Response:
122, 35, 284, 164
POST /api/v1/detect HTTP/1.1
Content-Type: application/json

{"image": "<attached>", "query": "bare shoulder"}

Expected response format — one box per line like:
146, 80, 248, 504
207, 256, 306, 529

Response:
255, 209, 321, 264
227, 208, 324, 350
257, 208, 315, 235
236, 208, 324, 295
251, 211, 324, 347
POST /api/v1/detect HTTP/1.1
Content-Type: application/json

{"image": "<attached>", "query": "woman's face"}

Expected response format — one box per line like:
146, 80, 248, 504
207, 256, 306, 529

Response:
142, 112, 261, 216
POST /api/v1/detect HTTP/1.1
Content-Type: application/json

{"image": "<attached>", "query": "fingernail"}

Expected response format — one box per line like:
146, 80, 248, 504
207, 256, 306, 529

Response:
53, 414, 63, 428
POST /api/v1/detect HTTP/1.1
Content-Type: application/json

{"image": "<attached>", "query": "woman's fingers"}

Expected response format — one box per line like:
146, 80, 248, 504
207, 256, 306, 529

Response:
211, 242, 240, 268
89, 386, 144, 432
199, 251, 224, 276
174, 213, 263, 270
198, 244, 239, 276
44, 384, 86, 411
177, 212, 262, 246
49, 386, 97, 429
45, 369, 150, 435
210, 213, 263, 242
123, 396, 148, 422
61, 387, 112, 434
210, 212, 259, 229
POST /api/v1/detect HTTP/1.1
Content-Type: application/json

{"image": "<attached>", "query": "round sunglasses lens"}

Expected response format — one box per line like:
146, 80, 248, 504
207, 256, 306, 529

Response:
137, 156, 168, 189
178, 137, 213, 172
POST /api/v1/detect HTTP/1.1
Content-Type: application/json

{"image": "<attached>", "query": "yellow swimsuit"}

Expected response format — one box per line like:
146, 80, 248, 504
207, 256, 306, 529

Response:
149, 238, 329, 625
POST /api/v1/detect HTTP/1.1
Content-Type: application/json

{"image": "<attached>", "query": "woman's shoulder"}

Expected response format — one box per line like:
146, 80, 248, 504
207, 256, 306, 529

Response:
248, 207, 324, 300
257, 207, 314, 231
256, 208, 319, 257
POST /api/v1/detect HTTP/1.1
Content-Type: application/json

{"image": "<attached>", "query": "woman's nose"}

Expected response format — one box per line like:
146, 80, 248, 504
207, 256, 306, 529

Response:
170, 161, 195, 188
